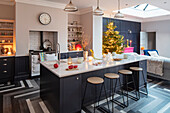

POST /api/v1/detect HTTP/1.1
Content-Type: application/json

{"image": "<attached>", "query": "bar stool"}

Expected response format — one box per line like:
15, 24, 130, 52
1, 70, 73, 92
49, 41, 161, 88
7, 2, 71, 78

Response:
82, 77, 110, 113
130, 67, 148, 99
118, 70, 139, 107
103, 73, 125, 112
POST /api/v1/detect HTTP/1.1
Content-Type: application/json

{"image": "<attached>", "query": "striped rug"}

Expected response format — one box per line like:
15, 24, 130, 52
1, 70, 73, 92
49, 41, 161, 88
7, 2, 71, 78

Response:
0, 78, 170, 113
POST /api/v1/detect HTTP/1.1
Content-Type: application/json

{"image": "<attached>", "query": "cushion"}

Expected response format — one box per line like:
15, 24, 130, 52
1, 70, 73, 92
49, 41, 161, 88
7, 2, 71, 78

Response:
45, 53, 56, 61
148, 51, 159, 57
143, 49, 159, 56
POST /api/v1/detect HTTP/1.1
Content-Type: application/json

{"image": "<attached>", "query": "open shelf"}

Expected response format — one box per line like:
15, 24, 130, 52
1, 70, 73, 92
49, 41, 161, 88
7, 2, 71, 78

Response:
0, 36, 13, 38
68, 25, 82, 28
68, 41, 80, 43
0, 28, 13, 31
0, 43, 13, 45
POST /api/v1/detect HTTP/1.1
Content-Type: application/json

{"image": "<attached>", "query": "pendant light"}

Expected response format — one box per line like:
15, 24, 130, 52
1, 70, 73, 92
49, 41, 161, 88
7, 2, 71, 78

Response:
114, 0, 124, 18
64, 0, 78, 12
93, 0, 104, 16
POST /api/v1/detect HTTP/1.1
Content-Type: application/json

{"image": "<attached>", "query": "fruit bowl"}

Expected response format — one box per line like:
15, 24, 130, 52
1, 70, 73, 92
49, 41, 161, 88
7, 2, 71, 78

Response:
113, 58, 123, 61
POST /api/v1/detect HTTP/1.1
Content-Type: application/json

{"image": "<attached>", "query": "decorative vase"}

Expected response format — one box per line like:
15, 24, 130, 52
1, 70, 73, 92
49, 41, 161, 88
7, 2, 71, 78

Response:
112, 52, 116, 56
124, 54, 128, 59
83, 51, 88, 61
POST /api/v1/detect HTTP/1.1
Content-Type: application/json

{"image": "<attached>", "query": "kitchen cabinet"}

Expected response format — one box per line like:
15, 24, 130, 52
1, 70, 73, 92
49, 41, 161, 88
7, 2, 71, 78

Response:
61, 75, 81, 113
40, 66, 82, 113
41, 60, 147, 113
0, 57, 14, 83
15, 56, 29, 80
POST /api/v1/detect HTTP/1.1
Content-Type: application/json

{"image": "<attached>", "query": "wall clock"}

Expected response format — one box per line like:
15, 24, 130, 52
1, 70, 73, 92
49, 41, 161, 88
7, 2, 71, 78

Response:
39, 13, 51, 25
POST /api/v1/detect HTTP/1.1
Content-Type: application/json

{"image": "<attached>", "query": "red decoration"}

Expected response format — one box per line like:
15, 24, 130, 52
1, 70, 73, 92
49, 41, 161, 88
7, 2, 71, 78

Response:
74, 65, 78, 69
75, 44, 82, 50
68, 65, 74, 69
54, 63, 59, 68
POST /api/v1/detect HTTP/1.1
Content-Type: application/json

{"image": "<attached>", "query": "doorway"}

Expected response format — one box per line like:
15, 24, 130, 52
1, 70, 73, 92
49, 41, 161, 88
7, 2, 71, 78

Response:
140, 32, 156, 54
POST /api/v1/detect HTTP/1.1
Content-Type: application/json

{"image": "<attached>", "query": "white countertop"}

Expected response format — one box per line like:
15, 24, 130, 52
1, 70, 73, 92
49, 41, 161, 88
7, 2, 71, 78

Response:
40, 55, 148, 78
0, 54, 15, 58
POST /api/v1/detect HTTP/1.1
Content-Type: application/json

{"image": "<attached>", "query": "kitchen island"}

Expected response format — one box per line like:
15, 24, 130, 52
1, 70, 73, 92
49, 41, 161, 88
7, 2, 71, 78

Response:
40, 56, 148, 113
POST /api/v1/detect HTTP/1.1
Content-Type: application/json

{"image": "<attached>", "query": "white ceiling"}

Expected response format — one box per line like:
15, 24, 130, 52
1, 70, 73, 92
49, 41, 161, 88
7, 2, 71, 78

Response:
47, 0, 170, 13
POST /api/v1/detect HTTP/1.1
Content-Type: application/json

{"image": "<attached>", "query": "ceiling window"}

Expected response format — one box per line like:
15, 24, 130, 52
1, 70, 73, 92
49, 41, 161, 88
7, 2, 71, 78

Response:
113, 3, 170, 18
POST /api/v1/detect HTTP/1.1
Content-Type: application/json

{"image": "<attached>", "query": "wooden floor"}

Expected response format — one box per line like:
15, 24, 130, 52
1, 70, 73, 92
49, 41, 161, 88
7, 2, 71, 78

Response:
0, 77, 170, 113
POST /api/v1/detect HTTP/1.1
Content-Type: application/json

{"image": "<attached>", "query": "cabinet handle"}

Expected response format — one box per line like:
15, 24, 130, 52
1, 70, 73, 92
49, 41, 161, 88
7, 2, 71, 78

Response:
3, 64, 7, 66
3, 59, 7, 61
76, 77, 79, 80
3, 71, 7, 73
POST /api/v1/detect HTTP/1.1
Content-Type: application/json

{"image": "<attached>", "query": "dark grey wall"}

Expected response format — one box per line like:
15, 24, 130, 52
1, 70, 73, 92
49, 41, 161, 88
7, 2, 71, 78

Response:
103, 17, 141, 53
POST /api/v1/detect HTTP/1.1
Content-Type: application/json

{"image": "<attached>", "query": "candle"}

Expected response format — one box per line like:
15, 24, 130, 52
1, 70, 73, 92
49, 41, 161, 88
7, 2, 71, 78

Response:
103, 54, 106, 58
77, 57, 83, 64
130, 40, 132, 47
88, 56, 93, 62
127, 39, 129, 47
67, 57, 72, 65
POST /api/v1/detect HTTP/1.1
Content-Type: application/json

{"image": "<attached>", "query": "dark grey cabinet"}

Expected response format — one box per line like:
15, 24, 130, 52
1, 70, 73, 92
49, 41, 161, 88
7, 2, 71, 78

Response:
40, 65, 82, 113
0, 57, 14, 83
61, 75, 81, 113
15, 56, 29, 80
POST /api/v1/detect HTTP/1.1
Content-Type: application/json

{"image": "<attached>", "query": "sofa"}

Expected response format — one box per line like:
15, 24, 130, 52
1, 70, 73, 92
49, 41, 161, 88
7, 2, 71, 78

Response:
143, 49, 170, 81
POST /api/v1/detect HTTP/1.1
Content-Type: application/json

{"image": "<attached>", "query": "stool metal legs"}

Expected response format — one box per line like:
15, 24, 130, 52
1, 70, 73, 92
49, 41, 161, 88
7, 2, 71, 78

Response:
124, 74, 139, 107
94, 85, 97, 113
82, 82, 87, 106
98, 81, 110, 113
125, 75, 129, 107
111, 78, 126, 109
132, 73, 139, 99
83, 81, 110, 113
141, 70, 148, 96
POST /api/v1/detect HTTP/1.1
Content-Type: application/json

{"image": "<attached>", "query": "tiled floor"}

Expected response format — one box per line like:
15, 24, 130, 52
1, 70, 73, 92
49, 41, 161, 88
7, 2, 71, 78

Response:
0, 77, 170, 113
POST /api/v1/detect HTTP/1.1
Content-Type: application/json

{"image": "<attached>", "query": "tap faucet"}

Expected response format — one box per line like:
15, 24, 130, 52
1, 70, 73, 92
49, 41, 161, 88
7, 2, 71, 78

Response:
56, 43, 61, 64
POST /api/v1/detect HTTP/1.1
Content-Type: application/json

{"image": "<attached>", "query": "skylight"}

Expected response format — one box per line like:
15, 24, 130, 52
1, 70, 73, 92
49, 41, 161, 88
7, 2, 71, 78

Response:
114, 3, 170, 18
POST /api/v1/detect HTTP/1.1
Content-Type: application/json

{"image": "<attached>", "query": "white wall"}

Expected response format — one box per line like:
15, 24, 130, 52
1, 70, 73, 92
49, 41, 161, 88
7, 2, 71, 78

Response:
0, 4, 15, 20
93, 15, 103, 58
140, 32, 148, 54
80, 12, 93, 50
15, 2, 68, 56
142, 20, 170, 58
68, 14, 81, 25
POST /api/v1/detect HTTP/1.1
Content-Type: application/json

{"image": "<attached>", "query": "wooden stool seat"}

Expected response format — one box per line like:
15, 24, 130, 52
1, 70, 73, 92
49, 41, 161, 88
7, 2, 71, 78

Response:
87, 77, 104, 84
130, 67, 143, 71
119, 70, 132, 75
104, 73, 120, 79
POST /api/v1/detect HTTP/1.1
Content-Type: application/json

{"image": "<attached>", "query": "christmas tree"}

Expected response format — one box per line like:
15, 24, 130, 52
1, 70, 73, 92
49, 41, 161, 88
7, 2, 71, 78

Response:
103, 22, 125, 54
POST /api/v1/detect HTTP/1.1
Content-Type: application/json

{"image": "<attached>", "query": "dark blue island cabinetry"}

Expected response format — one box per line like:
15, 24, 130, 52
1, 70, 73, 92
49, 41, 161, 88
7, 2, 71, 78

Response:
40, 58, 147, 113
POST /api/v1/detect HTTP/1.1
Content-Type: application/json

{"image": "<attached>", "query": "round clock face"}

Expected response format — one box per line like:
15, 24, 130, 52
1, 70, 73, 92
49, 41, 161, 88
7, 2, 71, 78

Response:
39, 13, 51, 25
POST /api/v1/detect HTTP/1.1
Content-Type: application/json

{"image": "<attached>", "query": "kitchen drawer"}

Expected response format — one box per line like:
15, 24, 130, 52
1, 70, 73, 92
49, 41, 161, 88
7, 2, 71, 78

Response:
0, 57, 13, 64
0, 57, 14, 80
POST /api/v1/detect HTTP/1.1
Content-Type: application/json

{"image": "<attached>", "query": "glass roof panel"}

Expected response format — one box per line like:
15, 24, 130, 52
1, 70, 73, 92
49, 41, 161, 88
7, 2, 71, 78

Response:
113, 3, 170, 18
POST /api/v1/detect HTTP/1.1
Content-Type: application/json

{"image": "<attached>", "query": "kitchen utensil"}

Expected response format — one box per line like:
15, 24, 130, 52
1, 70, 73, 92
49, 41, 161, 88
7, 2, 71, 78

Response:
43, 39, 52, 50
